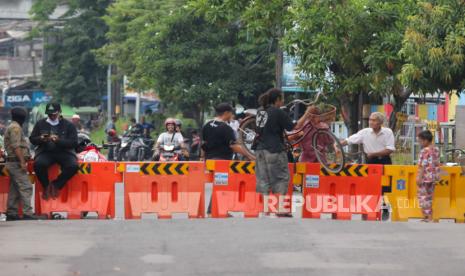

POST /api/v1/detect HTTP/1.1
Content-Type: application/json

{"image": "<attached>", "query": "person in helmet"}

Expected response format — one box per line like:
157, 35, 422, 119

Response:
152, 118, 186, 160
105, 115, 118, 142
175, 119, 182, 132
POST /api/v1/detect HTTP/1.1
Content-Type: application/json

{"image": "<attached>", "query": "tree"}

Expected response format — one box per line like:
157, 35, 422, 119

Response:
283, 0, 416, 132
99, 1, 274, 125
30, 0, 111, 107
191, 0, 293, 87
400, 0, 465, 95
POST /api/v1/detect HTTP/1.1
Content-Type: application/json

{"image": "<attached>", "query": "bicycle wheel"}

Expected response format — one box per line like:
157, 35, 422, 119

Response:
237, 116, 257, 157
312, 129, 345, 174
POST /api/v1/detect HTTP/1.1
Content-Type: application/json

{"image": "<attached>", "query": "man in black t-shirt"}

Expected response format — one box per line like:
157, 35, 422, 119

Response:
254, 88, 307, 216
201, 103, 254, 216
201, 103, 254, 161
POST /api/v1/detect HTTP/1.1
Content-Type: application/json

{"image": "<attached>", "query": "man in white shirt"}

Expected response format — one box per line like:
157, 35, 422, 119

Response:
341, 112, 395, 165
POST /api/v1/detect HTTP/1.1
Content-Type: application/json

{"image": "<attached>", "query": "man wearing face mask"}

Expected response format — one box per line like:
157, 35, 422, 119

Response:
4, 107, 41, 220
30, 103, 79, 200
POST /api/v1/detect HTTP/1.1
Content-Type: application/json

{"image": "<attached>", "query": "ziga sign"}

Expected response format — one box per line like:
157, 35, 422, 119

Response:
7, 95, 31, 103
5, 90, 52, 108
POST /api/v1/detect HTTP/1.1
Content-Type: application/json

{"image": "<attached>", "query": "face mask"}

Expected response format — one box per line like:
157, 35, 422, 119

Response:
46, 116, 60, 126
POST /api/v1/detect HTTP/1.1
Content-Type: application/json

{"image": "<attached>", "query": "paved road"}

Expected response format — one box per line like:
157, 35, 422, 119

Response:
1, 219, 465, 276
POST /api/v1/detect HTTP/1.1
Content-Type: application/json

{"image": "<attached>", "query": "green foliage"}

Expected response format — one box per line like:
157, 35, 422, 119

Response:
30, 0, 111, 107
100, 0, 275, 125
284, 0, 415, 97
400, 0, 465, 93
191, 0, 418, 131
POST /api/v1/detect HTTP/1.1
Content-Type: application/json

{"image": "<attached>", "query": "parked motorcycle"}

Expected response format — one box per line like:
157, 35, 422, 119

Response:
76, 132, 107, 162
116, 134, 132, 161
129, 136, 154, 161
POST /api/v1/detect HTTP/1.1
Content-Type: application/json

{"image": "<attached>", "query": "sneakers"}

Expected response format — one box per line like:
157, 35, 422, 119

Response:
6, 214, 47, 221
276, 213, 293, 218
49, 182, 60, 199
382, 209, 390, 221
6, 214, 20, 221
41, 186, 50, 201
22, 214, 47, 220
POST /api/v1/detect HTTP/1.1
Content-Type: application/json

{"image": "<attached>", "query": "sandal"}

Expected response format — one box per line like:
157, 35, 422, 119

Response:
41, 186, 50, 201
276, 213, 293, 218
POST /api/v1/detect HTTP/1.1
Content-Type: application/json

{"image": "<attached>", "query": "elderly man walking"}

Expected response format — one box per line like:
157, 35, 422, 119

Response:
341, 112, 395, 165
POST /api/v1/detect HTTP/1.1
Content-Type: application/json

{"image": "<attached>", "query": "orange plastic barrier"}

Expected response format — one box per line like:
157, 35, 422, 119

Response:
34, 162, 121, 219
206, 160, 294, 218
300, 163, 383, 220
0, 164, 10, 214
123, 162, 205, 219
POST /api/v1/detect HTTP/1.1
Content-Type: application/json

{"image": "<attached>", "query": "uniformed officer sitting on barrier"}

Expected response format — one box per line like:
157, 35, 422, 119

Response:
4, 107, 42, 221
30, 103, 79, 200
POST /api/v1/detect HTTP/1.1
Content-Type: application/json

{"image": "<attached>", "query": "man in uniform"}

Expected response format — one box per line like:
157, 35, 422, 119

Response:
30, 103, 79, 200
4, 107, 40, 220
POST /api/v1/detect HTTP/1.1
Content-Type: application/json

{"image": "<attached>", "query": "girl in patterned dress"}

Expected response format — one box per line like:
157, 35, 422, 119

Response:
416, 130, 440, 222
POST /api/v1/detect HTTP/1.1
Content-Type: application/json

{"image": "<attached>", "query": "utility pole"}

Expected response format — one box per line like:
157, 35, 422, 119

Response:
276, 45, 283, 89
107, 64, 112, 122
135, 90, 141, 123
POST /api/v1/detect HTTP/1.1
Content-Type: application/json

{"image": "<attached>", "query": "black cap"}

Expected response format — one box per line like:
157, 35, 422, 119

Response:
11, 106, 27, 118
215, 103, 234, 115
45, 103, 61, 115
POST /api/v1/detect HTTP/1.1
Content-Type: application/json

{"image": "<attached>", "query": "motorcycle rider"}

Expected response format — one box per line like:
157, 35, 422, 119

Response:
152, 118, 186, 160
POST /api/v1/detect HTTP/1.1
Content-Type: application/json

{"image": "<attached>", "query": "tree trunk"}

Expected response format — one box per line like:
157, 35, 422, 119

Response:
275, 42, 283, 89
340, 91, 362, 135
389, 86, 412, 131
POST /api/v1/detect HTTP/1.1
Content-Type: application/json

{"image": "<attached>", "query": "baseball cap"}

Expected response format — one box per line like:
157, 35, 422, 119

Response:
45, 103, 62, 115
72, 114, 80, 119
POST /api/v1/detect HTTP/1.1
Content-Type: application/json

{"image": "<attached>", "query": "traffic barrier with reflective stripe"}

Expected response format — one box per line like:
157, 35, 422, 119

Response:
206, 160, 294, 218
34, 162, 121, 219
383, 165, 465, 222
0, 164, 9, 214
299, 163, 383, 220
123, 162, 205, 219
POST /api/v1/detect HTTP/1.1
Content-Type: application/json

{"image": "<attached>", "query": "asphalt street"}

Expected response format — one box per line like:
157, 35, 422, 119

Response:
1, 185, 465, 276
1, 219, 465, 276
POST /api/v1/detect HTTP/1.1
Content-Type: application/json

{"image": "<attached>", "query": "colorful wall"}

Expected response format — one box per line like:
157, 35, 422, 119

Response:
370, 93, 462, 123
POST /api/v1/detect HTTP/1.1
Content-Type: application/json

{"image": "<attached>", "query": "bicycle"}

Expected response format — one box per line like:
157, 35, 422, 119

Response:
237, 93, 346, 174
445, 148, 465, 171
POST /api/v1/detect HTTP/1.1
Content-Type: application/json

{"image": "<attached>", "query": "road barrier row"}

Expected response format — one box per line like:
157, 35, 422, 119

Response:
0, 161, 464, 222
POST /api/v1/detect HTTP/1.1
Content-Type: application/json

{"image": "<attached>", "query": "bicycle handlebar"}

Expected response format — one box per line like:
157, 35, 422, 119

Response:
446, 148, 465, 155
286, 91, 324, 112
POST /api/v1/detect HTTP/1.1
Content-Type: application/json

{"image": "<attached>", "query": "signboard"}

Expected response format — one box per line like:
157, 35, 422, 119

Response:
305, 175, 320, 189
5, 90, 52, 109
214, 173, 229, 186
396, 179, 406, 191
282, 53, 309, 93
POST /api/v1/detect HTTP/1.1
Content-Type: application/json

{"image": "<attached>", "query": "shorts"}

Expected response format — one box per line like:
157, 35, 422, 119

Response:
255, 150, 290, 195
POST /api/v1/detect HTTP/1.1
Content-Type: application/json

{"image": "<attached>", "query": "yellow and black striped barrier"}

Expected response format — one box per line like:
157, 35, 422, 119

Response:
321, 164, 368, 177
229, 161, 255, 174
140, 163, 189, 175
78, 163, 92, 175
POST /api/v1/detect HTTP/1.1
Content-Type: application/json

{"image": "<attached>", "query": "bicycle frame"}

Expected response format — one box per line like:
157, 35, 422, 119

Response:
284, 119, 330, 147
